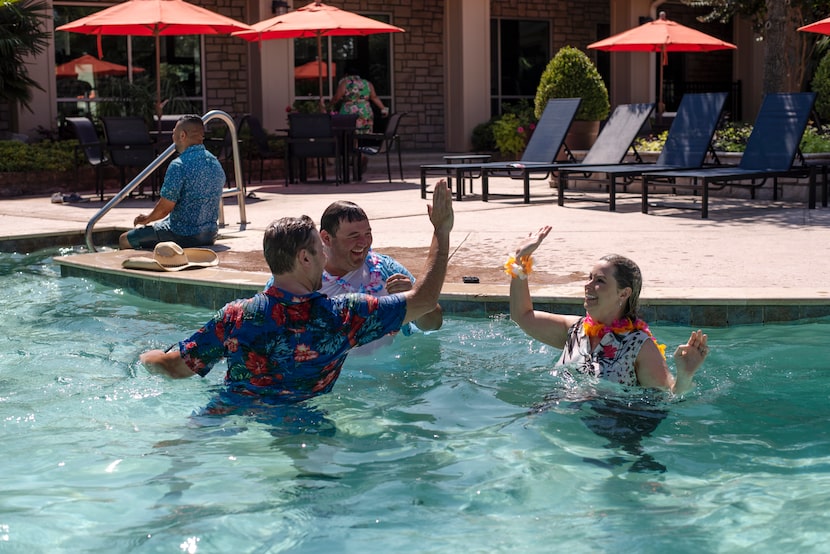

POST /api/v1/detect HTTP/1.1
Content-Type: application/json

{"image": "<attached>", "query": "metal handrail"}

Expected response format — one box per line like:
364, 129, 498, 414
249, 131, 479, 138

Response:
84, 109, 247, 252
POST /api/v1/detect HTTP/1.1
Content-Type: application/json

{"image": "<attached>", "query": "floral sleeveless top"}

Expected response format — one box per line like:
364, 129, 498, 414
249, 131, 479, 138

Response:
337, 75, 374, 133
555, 317, 649, 387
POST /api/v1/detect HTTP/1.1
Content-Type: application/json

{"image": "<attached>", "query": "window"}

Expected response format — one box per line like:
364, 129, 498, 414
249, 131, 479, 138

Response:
53, 4, 204, 121
293, 14, 393, 111
490, 18, 550, 116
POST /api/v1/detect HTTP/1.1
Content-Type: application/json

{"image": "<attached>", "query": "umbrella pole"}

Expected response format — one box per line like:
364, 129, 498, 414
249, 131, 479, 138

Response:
317, 33, 325, 112
658, 46, 665, 117
155, 33, 162, 133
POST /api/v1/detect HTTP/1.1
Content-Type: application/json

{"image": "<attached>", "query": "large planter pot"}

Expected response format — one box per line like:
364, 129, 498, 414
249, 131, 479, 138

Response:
565, 120, 600, 152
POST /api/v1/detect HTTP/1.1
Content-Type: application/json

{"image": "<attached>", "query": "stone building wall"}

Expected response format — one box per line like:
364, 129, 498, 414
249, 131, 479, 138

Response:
20, 0, 609, 151
202, 0, 250, 118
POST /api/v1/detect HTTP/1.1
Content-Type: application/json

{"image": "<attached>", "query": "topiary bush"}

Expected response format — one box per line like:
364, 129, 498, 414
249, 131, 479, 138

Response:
534, 46, 610, 121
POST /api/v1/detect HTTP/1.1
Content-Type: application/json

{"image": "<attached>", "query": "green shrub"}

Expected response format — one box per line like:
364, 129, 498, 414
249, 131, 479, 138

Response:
492, 114, 526, 157
800, 126, 830, 153
0, 140, 77, 172
471, 119, 496, 152
812, 51, 830, 122
711, 122, 753, 152
491, 101, 537, 157
633, 122, 830, 154
534, 46, 610, 121
634, 131, 669, 152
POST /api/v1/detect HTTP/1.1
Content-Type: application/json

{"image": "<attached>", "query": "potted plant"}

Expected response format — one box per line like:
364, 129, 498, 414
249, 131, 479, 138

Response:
534, 46, 610, 150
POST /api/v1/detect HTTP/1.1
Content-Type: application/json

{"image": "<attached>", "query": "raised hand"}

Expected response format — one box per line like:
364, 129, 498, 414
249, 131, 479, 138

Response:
674, 329, 709, 378
514, 225, 552, 259
427, 179, 454, 234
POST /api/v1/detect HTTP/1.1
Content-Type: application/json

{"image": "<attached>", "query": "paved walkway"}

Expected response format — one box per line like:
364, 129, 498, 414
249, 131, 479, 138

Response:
2, 153, 829, 324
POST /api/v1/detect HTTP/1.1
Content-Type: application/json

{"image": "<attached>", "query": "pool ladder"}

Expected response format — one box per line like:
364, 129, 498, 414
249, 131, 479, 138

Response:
84, 110, 247, 252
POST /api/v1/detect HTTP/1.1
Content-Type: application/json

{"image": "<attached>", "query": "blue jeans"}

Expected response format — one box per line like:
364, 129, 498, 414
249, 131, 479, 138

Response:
126, 219, 217, 250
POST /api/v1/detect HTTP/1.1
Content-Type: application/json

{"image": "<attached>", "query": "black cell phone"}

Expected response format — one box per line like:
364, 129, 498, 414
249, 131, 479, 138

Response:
462, 276, 479, 284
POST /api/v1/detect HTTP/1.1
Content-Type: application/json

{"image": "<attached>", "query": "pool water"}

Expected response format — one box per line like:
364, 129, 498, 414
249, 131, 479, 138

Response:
2, 251, 829, 553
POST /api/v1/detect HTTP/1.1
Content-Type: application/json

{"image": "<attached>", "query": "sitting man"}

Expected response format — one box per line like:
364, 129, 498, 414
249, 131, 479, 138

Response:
138, 181, 453, 404
119, 115, 225, 250
319, 200, 443, 335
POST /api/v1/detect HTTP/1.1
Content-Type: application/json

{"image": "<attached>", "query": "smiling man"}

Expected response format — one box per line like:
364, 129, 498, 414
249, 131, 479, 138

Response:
319, 200, 443, 335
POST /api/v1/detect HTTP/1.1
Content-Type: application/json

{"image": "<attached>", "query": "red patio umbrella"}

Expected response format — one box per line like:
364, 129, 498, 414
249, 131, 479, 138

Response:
589, 11, 736, 114
233, 1, 404, 108
294, 60, 335, 80
55, 0, 251, 122
798, 16, 830, 35
55, 54, 145, 78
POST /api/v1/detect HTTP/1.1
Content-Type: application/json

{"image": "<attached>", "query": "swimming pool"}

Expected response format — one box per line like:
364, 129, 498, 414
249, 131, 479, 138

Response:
2, 250, 829, 553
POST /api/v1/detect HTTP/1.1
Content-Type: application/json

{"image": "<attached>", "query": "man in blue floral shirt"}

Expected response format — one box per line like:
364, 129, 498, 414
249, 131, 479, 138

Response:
139, 181, 453, 403
119, 115, 225, 250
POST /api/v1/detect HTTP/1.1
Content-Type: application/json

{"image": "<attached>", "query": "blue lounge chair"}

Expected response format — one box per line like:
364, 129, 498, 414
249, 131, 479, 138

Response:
420, 98, 581, 202
641, 92, 819, 218
479, 102, 655, 202
555, 92, 728, 211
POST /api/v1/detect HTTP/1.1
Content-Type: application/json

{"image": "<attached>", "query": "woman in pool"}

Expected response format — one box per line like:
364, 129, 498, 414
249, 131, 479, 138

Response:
507, 225, 708, 395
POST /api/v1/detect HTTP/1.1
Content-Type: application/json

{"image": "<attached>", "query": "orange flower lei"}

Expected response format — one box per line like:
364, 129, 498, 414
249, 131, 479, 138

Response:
504, 255, 533, 280
582, 314, 667, 359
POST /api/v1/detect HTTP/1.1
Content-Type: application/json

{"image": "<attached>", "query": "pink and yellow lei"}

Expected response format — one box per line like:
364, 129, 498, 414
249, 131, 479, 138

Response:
582, 314, 667, 359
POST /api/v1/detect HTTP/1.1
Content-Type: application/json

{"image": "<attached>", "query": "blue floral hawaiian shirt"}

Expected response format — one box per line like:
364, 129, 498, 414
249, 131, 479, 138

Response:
160, 144, 225, 236
178, 285, 407, 402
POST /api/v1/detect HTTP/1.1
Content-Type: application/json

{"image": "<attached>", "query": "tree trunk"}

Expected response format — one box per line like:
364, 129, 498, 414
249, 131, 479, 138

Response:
763, 0, 789, 93
763, 1, 812, 94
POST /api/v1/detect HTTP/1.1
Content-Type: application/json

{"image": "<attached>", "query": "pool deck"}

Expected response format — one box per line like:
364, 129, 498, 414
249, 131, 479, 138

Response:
2, 152, 830, 326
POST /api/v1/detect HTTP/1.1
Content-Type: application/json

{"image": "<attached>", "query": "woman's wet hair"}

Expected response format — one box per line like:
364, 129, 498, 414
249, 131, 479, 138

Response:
601, 254, 642, 320
320, 200, 368, 236
263, 215, 317, 274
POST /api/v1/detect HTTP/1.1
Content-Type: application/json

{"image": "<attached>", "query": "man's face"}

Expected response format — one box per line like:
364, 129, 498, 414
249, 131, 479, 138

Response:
172, 121, 187, 153
307, 230, 327, 291
321, 218, 372, 276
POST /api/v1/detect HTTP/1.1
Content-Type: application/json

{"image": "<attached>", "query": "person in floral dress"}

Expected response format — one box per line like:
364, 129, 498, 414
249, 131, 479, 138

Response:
332, 64, 388, 134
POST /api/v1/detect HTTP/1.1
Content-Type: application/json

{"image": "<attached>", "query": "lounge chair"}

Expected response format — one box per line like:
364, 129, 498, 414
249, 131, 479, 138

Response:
420, 98, 581, 202
641, 92, 819, 218
555, 92, 728, 211
479, 102, 655, 202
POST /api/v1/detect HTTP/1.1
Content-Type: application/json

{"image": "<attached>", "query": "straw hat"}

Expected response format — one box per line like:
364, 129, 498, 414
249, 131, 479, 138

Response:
122, 241, 218, 272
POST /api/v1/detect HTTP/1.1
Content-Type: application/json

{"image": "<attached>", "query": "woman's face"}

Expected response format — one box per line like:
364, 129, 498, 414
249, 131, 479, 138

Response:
583, 260, 630, 322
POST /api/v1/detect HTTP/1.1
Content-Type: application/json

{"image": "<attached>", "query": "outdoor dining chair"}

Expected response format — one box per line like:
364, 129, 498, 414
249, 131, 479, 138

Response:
357, 111, 406, 183
331, 113, 359, 183
286, 113, 339, 185
66, 116, 109, 201
101, 116, 158, 198
641, 92, 821, 218
239, 114, 282, 184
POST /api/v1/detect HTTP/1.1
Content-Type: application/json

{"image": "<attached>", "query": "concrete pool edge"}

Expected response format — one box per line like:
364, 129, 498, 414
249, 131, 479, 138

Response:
53, 250, 830, 327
